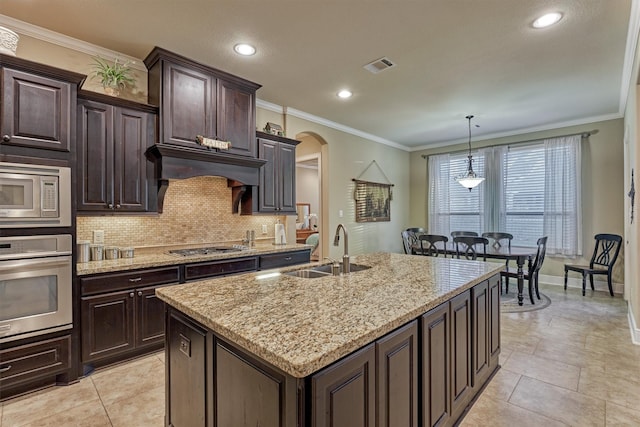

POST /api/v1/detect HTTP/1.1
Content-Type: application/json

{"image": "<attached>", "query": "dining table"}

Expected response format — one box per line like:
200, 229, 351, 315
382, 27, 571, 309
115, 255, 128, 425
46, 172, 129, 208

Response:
412, 240, 537, 306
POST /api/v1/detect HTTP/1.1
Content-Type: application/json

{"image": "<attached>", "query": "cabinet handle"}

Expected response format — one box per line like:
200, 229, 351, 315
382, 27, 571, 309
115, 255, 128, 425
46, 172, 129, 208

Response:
107, 203, 114, 209
129, 292, 134, 298
137, 291, 142, 296
2, 135, 10, 142
129, 277, 142, 282
115, 204, 121, 209
0, 365, 11, 373
285, 257, 292, 261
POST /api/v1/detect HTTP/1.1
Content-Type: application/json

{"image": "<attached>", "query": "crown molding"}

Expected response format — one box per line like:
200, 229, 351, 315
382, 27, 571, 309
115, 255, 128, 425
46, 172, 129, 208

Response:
0, 14, 146, 71
256, 98, 284, 113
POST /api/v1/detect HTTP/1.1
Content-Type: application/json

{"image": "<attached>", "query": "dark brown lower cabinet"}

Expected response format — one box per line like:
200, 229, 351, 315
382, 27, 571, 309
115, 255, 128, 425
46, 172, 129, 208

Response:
164, 275, 501, 427
312, 343, 376, 427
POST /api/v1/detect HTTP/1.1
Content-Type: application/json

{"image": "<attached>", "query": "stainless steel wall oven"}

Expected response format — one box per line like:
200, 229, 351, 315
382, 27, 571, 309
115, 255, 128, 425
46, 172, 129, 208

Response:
0, 234, 72, 343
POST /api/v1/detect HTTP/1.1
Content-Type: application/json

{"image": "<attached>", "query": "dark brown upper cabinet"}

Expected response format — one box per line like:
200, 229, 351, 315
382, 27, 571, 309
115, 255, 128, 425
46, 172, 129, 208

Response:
144, 47, 260, 157
76, 91, 157, 214
239, 131, 299, 215
1, 54, 84, 158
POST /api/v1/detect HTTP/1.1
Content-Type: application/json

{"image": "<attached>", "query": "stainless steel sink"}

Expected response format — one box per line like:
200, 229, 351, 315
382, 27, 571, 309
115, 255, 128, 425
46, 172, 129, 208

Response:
284, 269, 332, 279
284, 263, 372, 278
311, 263, 372, 274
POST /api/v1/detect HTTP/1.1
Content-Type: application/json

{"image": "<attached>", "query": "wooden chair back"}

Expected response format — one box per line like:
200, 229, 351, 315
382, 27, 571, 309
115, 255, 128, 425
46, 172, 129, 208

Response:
417, 234, 449, 257
530, 236, 548, 274
453, 236, 488, 261
590, 234, 623, 270
481, 232, 513, 250
451, 231, 479, 239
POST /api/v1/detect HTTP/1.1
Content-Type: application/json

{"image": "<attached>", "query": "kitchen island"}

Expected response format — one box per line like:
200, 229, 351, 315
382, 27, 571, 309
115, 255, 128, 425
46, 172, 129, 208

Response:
156, 252, 503, 427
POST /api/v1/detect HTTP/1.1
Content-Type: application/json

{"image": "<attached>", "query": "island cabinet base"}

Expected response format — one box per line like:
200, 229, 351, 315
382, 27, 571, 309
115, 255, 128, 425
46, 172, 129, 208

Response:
164, 274, 501, 427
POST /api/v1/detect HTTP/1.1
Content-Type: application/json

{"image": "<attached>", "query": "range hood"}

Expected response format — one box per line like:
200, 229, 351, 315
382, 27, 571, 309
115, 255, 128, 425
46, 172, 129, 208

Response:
145, 144, 266, 212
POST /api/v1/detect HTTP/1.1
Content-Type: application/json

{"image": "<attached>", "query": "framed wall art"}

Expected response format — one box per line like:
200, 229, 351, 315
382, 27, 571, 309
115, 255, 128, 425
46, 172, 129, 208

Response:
353, 179, 392, 222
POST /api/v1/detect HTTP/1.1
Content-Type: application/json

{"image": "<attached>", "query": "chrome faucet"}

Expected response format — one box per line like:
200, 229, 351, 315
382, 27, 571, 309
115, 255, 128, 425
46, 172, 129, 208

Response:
333, 224, 350, 274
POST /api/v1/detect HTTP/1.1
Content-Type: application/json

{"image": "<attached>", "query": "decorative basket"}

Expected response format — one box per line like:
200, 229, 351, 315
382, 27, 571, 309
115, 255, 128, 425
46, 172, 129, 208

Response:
0, 26, 19, 56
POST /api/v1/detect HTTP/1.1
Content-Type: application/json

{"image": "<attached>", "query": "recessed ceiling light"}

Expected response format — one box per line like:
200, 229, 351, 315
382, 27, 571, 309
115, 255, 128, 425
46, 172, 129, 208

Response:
337, 89, 352, 99
532, 12, 563, 28
234, 43, 256, 56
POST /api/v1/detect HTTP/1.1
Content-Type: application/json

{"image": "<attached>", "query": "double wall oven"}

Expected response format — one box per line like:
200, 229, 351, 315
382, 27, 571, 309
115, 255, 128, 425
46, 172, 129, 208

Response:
0, 161, 73, 344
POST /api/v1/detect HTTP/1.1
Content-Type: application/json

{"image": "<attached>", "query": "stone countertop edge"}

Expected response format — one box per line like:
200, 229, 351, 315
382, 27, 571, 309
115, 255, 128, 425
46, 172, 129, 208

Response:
155, 252, 504, 378
76, 243, 313, 276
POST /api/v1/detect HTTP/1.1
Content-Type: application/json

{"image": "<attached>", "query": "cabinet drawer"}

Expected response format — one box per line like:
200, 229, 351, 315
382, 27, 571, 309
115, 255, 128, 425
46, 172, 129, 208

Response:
259, 250, 310, 270
0, 336, 71, 388
185, 257, 258, 281
81, 266, 181, 296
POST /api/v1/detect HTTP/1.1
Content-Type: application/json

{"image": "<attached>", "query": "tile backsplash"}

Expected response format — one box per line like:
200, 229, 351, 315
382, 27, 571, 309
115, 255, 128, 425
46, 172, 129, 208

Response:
77, 176, 285, 248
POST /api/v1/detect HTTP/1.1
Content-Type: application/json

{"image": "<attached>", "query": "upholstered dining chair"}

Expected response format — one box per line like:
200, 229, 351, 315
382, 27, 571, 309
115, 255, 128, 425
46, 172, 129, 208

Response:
482, 232, 514, 293
564, 233, 622, 297
417, 234, 449, 257
453, 236, 489, 261
501, 236, 547, 304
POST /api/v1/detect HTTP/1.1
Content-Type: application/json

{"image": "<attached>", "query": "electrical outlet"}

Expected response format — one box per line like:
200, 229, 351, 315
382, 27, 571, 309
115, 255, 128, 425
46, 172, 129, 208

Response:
262, 224, 268, 234
92, 230, 105, 244
339, 210, 343, 218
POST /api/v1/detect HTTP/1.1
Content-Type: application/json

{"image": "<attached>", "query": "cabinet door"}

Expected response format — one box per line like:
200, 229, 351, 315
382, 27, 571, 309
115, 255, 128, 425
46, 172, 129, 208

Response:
167, 311, 207, 427
278, 142, 297, 213
258, 138, 278, 212
77, 100, 113, 211
376, 320, 418, 427
312, 343, 375, 427
81, 291, 135, 362
217, 79, 256, 157
135, 285, 166, 348
450, 290, 472, 422
162, 61, 216, 146
421, 302, 451, 427
114, 107, 150, 211
488, 275, 501, 368
1, 68, 71, 152
472, 281, 490, 389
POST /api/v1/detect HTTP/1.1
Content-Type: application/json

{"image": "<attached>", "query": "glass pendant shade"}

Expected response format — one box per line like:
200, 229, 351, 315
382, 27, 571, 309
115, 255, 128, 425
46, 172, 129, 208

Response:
455, 115, 484, 191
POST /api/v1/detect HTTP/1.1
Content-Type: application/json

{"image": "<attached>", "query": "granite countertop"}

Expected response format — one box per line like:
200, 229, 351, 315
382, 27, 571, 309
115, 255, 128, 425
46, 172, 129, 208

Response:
156, 252, 503, 378
76, 242, 312, 276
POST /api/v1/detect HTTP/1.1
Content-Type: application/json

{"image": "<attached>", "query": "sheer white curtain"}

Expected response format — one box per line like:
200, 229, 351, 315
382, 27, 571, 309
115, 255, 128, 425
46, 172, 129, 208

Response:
483, 146, 507, 233
428, 154, 452, 235
543, 135, 582, 256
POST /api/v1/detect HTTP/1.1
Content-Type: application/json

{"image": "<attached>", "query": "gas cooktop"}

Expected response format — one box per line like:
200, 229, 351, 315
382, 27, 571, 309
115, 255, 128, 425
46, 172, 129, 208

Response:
168, 245, 249, 257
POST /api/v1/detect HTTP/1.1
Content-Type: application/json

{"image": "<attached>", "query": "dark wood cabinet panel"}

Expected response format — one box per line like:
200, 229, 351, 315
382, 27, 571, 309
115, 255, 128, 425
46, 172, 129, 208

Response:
253, 133, 299, 214
450, 290, 472, 421
167, 311, 207, 427
161, 61, 216, 146
258, 250, 311, 270
135, 285, 167, 348
1, 68, 72, 152
471, 280, 490, 389
376, 320, 418, 427
421, 302, 451, 427
184, 257, 258, 281
488, 275, 501, 368
0, 335, 71, 391
218, 80, 255, 157
312, 343, 376, 427
81, 291, 135, 362
80, 266, 180, 296
77, 94, 156, 213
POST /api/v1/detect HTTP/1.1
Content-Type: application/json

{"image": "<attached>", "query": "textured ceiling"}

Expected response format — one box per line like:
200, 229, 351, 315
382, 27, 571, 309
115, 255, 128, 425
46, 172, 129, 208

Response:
0, 0, 633, 150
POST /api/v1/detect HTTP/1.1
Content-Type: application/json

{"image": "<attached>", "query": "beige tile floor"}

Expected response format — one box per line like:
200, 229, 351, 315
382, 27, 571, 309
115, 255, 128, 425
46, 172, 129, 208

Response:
1, 284, 639, 426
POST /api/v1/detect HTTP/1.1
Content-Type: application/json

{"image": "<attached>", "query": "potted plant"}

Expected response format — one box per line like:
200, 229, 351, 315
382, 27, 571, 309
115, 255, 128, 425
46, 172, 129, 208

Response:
90, 56, 135, 96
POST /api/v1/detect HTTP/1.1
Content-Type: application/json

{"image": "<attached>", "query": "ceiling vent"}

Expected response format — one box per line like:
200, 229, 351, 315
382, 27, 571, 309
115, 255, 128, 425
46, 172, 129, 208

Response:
363, 57, 396, 74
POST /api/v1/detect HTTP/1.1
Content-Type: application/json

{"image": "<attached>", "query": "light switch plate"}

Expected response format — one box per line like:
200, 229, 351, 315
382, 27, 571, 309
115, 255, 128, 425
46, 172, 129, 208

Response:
262, 224, 268, 234
93, 230, 105, 244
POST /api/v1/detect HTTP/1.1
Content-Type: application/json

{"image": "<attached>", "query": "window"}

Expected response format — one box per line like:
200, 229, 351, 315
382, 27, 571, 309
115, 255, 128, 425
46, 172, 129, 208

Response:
428, 135, 581, 256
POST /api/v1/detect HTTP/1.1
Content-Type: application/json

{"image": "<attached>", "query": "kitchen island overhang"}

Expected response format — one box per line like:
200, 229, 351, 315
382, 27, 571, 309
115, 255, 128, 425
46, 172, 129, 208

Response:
157, 252, 504, 426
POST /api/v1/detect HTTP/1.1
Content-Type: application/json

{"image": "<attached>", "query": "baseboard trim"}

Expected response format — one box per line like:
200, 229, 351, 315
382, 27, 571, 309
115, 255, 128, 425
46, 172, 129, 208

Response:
539, 274, 624, 295
629, 304, 640, 345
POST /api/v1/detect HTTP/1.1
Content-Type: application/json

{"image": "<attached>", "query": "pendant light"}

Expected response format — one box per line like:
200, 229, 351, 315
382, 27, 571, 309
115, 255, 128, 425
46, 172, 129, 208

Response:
455, 115, 484, 191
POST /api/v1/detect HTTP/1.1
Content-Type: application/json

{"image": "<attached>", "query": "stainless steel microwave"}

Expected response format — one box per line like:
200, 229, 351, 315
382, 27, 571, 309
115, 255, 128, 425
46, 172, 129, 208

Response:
0, 162, 71, 228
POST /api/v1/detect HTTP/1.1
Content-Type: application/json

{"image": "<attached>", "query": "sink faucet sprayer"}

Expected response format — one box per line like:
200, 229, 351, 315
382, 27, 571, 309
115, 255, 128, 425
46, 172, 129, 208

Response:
333, 224, 350, 274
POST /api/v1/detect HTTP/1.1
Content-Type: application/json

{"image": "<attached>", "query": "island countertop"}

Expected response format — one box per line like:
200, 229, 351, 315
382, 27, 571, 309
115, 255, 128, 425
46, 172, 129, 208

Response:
156, 252, 503, 378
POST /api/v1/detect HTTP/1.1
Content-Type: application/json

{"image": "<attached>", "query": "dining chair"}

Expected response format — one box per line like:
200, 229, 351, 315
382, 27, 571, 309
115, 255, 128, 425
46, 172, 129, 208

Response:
401, 230, 413, 254
482, 232, 514, 293
451, 231, 479, 239
563, 233, 622, 297
417, 234, 449, 257
402, 228, 426, 254
501, 236, 547, 304
453, 236, 488, 261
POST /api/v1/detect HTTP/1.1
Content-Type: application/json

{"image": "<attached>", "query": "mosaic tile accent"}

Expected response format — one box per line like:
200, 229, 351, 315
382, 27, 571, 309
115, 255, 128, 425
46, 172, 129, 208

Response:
77, 176, 285, 247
